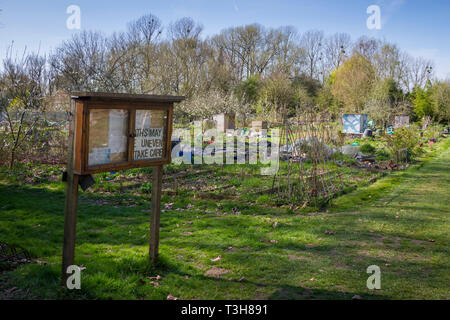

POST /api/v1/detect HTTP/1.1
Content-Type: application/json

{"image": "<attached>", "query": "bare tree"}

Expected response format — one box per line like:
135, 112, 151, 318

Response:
270, 26, 306, 77
300, 30, 324, 79
50, 31, 134, 92
50, 31, 108, 91
204, 39, 234, 91
107, 31, 140, 93
122, 14, 164, 93
324, 32, 351, 71
168, 17, 203, 41
155, 17, 210, 97
352, 36, 379, 61
127, 14, 163, 45
228, 24, 263, 79
373, 43, 400, 80
405, 55, 434, 92
212, 24, 289, 82
0, 51, 48, 167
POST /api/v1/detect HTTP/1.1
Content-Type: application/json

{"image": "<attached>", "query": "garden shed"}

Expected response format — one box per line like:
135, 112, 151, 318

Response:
394, 116, 410, 128
342, 114, 368, 134
252, 120, 268, 132
213, 113, 235, 132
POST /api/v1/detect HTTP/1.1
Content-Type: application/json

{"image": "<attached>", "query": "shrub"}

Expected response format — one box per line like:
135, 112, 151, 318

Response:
383, 127, 423, 161
423, 124, 441, 141
360, 143, 376, 154
333, 152, 355, 165
375, 149, 390, 160
139, 182, 152, 194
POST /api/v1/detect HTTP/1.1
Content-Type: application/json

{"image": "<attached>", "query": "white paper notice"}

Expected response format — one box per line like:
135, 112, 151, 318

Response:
88, 109, 128, 166
108, 110, 128, 154
88, 148, 111, 166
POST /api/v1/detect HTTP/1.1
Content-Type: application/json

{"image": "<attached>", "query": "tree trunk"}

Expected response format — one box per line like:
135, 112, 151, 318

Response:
9, 150, 15, 169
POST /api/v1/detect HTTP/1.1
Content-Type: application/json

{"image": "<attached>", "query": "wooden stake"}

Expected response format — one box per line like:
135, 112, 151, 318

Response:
149, 165, 163, 264
62, 102, 79, 286
61, 173, 79, 286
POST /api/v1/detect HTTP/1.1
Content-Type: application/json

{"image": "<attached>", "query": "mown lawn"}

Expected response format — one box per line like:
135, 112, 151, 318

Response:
0, 139, 449, 300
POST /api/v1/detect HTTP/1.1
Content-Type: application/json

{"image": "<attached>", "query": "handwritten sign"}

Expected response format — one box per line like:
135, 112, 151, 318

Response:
134, 128, 164, 160
134, 110, 166, 161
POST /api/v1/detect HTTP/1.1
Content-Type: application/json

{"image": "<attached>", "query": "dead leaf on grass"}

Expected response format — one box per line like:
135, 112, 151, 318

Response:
164, 203, 173, 210
205, 267, 230, 277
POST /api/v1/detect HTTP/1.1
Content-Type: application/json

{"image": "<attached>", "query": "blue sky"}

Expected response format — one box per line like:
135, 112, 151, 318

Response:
0, 0, 449, 78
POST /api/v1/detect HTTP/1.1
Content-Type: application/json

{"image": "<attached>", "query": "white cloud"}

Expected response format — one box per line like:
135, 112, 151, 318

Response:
233, 0, 239, 13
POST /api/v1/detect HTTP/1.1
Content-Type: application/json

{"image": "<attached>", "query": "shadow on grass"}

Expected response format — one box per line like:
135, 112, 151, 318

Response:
1, 152, 448, 300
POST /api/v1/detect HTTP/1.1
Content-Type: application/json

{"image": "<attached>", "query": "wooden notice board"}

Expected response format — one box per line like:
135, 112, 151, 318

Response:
70, 92, 184, 174
62, 92, 184, 286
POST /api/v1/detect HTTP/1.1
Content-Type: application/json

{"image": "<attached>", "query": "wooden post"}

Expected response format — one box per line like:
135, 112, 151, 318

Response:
62, 103, 79, 286
62, 173, 79, 286
149, 165, 163, 263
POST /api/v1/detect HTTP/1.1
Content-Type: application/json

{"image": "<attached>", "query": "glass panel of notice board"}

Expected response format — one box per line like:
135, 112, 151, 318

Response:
134, 109, 168, 161
88, 109, 129, 167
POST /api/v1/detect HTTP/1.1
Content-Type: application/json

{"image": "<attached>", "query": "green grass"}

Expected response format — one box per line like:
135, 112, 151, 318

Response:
0, 139, 449, 300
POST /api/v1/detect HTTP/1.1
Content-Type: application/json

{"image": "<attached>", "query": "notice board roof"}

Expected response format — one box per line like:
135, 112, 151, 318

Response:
70, 92, 185, 103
